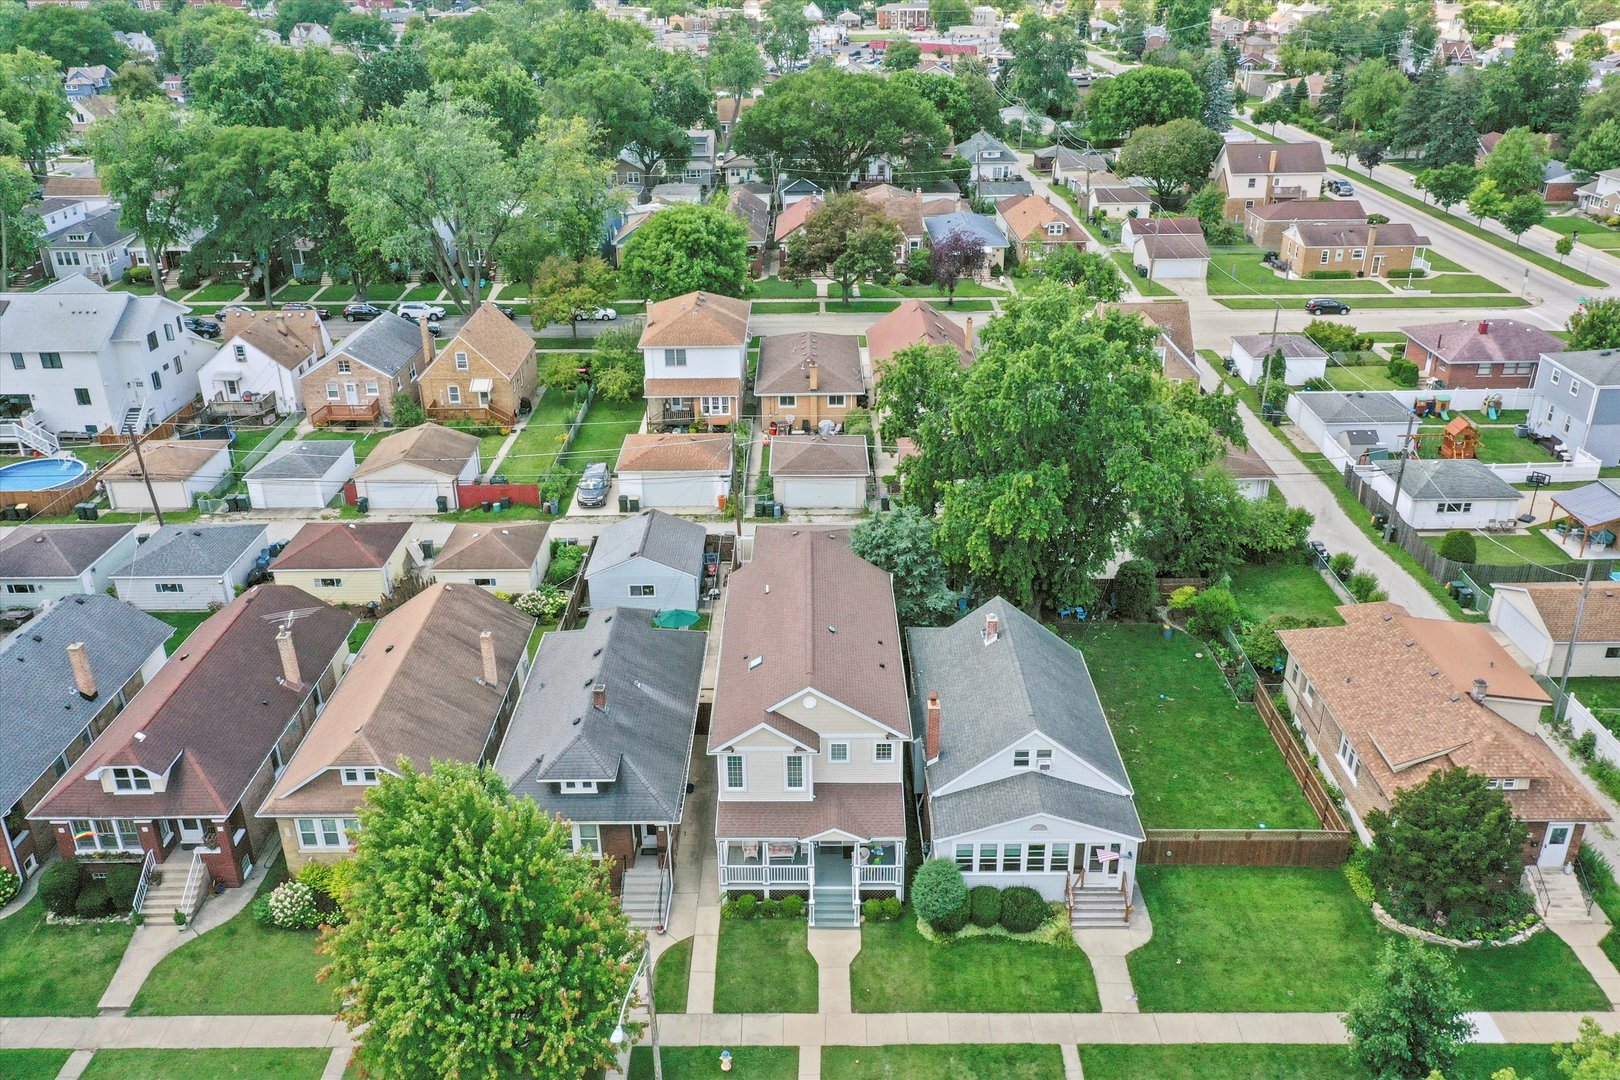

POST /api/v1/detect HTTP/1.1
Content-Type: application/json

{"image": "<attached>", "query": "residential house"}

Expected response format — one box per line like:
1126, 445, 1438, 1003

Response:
496, 606, 705, 922
0, 525, 139, 608
1491, 583, 1620, 678
1360, 458, 1523, 530
680, 128, 719, 191
1130, 223, 1210, 281
301, 313, 427, 427
640, 291, 751, 430
757, 332, 864, 432
1542, 161, 1583, 204
908, 599, 1143, 914
288, 21, 333, 47
1578, 168, 1620, 219
924, 211, 1007, 273
716, 94, 759, 143
975, 178, 1036, 203
68, 95, 117, 136
1231, 332, 1329, 386
1261, 74, 1326, 104
1212, 142, 1327, 220
867, 299, 972, 373
0, 278, 205, 441
615, 433, 734, 511
419, 303, 535, 427
1528, 349, 1620, 463
198, 310, 331, 417
1279, 222, 1431, 279
611, 202, 676, 264
63, 65, 113, 98
727, 189, 771, 272
769, 435, 870, 508
39, 207, 136, 284
860, 185, 965, 263
110, 523, 268, 611
774, 195, 824, 248
1436, 37, 1478, 64
103, 440, 231, 513
778, 177, 826, 208
430, 522, 552, 594
1287, 390, 1415, 464
1049, 147, 1112, 192
1243, 199, 1368, 249
584, 509, 707, 613
1222, 444, 1276, 499
877, 1, 930, 29
270, 521, 416, 606
995, 194, 1083, 261
837, 8, 864, 26
953, 130, 1020, 183
1088, 184, 1155, 220
259, 583, 533, 873
1104, 300, 1200, 385
33, 192, 113, 241
0, 595, 171, 882
29, 585, 354, 890
720, 152, 759, 187
244, 439, 356, 510
350, 423, 481, 511
113, 31, 159, 60
709, 526, 911, 925
1400, 318, 1560, 390
1279, 602, 1603, 865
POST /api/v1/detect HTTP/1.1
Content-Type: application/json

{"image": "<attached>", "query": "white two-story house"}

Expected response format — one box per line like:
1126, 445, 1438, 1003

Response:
708, 525, 911, 927
196, 310, 332, 418
640, 291, 750, 430
1213, 142, 1327, 221
907, 599, 1145, 927
1528, 349, 1620, 465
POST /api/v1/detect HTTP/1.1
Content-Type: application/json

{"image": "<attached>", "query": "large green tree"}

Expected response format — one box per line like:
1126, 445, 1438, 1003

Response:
431, 42, 544, 156
1083, 65, 1202, 141
898, 286, 1239, 613
849, 506, 956, 627
1344, 940, 1474, 1080
1114, 118, 1224, 205
273, 0, 344, 36
619, 202, 750, 300
782, 193, 901, 305
86, 98, 196, 299
13, 5, 123, 69
1568, 297, 1620, 350
188, 40, 354, 130
759, 0, 809, 73
1477, 29, 1586, 136
707, 17, 764, 154
322, 761, 640, 1080
1570, 118, 1620, 178
497, 116, 622, 284
1478, 126, 1549, 196
0, 155, 43, 291
874, 341, 963, 441
0, 48, 71, 176
1006, 11, 1084, 118
1415, 163, 1477, 213
157, 6, 258, 81
1340, 57, 1407, 134
353, 40, 431, 119
891, 69, 1001, 142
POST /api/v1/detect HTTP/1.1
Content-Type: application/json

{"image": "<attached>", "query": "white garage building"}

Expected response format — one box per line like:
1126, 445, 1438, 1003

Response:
103, 440, 232, 513
111, 523, 268, 611
245, 439, 356, 510
352, 423, 480, 511
615, 433, 733, 511
1231, 333, 1329, 387
770, 435, 870, 509
1362, 459, 1522, 530
1491, 583, 1620, 679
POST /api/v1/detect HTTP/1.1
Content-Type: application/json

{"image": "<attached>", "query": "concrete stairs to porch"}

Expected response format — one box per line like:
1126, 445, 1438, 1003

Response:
811, 887, 858, 928
1070, 888, 1130, 929
1529, 867, 1598, 925
621, 864, 668, 929
139, 865, 192, 924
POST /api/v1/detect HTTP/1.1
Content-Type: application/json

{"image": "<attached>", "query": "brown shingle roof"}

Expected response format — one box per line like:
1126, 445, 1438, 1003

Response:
1401, 318, 1562, 365
272, 521, 412, 571
1293, 222, 1431, 248
997, 193, 1080, 242
1104, 301, 1196, 363
431, 302, 535, 380
1515, 583, 1620, 643
220, 310, 325, 371
770, 435, 871, 477
639, 291, 751, 348
353, 422, 480, 478
714, 782, 906, 840
617, 433, 735, 473
433, 522, 550, 572
29, 585, 354, 821
1246, 199, 1367, 222
774, 196, 823, 242
867, 299, 970, 369
1222, 141, 1327, 175
1221, 443, 1275, 480
1136, 232, 1211, 260
258, 583, 532, 817
644, 376, 744, 399
755, 332, 864, 397
1128, 217, 1203, 236
109, 440, 228, 482
41, 177, 104, 198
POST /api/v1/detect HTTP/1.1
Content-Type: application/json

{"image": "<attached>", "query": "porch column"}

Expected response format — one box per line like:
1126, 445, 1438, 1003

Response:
200, 817, 244, 889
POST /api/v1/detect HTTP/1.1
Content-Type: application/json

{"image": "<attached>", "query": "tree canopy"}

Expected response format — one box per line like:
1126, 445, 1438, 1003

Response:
783, 193, 901, 303
849, 506, 957, 627
1084, 66, 1203, 141
619, 202, 751, 300
1569, 298, 1620, 350
1114, 118, 1225, 204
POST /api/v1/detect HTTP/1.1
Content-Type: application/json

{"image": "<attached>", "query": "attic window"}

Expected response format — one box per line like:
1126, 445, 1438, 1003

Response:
109, 767, 153, 793
748, 655, 764, 670
560, 780, 598, 794
340, 767, 380, 786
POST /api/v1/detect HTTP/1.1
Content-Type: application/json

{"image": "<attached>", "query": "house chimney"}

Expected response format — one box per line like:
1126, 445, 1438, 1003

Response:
808, 360, 819, 391
926, 691, 941, 763
964, 316, 974, 349
592, 682, 608, 709
420, 314, 433, 364
1365, 224, 1377, 274
479, 629, 497, 685
1470, 678, 1488, 704
1478, 319, 1490, 335
983, 611, 1000, 644
1268, 148, 1278, 173
67, 641, 97, 701
276, 627, 302, 687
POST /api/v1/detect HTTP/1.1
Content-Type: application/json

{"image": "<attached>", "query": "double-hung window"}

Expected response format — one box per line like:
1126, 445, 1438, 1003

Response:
1336, 734, 1361, 784
340, 767, 380, 785
297, 817, 356, 849
955, 844, 974, 871
664, 348, 687, 367
574, 823, 602, 855
110, 767, 152, 793
829, 742, 850, 763
785, 755, 806, 791
724, 755, 745, 790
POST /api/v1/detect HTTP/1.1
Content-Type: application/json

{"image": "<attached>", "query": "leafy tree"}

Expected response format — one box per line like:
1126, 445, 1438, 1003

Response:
1415, 163, 1477, 213
273, 0, 343, 36
911, 858, 968, 926
1344, 940, 1474, 1080
1084, 65, 1202, 140
1422, 73, 1485, 169
1188, 585, 1241, 639
158, 5, 258, 80
883, 40, 922, 70
1133, 466, 1254, 578
707, 18, 764, 154
0, 155, 43, 291
1341, 58, 1407, 134
1465, 178, 1506, 225
14, 5, 123, 68
1494, 192, 1545, 244
530, 256, 616, 337
1554, 1017, 1620, 1080
1279, 44, 1337, 76
1034, 246, 1126, 299
189, 41, 354, 131
1568, 297, 1620, 350
892, 69, 1001, 142
1241, 613, 1325, 672
1117, 0, 1148, 57
322, 761, 639, 1080
928, 228, 987, 306
1355, 137, 1387, 175
428, 43, 543, 157
0, 49, 71, 176
931, 0, 972, 28
874, 342, 962, 441
1115, 118, 1224, 205
1477, 30, 1586, 137
899, 286, 1238, 613
86, 98, 195, 299
1318, 67, 1347, 123
528, 10, 651, 84
548, 66, 690, 201
331, 10, 393, 49
1479, 127, 1549, 196
1575, 30, 1609, 61
1251, 96, 1293, 128
733, 67, 949, 195
1557, 235, 1575, 263
849, 507, 956, 627
1200, 53, 1234, 132
110, 61, 163, 102
1007, 11, 1084, 118
1461, 0, 1521, 42
1437, 529, 1478, 562
760, 0, 810, 73
354, 41, 431, 119
1570, 118, 1620, 178
620, 202, 751, 300
1187, 183, 1242, 243
783, 193, 900, 304
497, 117, 622, 282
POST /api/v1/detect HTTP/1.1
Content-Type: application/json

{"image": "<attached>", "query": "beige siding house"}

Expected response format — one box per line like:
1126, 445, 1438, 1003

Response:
270, 521, 417, 606
430, 522, 551, 594
757, 332, 864, 432
1213, 141, 1328, 220
418, 303, 537, 428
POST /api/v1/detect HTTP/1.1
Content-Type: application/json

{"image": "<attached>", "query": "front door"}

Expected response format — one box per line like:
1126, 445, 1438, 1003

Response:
176, 818, 207, 846
637, 825, 659, 853
1539, 823, 1575, 867
344, 383, 359, 405
223, 379, 239, 399
1085, 843, 1123, 886
1371, 254, 1385, 276
478, 389, 491, 408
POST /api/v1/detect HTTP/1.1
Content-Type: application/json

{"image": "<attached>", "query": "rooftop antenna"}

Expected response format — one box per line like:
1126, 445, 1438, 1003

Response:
261, 607, 321, 633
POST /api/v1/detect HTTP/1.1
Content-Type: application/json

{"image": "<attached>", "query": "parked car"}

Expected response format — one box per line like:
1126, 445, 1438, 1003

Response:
281, 302, 329, 318
1305, 298, 1351, 315
343, 302, 382, 322
573, 307, 618, 321
400, 312, 443, 335
398, 300, 446, 321
184, 316, 221, 339
497, 305, 517, 319
576, 462, 611, 508
1325, 179, 1354, 196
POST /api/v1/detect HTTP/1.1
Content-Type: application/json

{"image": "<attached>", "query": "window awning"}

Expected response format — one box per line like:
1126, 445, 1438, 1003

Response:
469, 378, 494, 394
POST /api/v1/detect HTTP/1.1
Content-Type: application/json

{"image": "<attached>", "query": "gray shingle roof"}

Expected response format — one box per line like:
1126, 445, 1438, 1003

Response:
0, 595, 172, 807
0, 524, 135, 579
327, 313, 423, 377
1297, 391, 1412, 425
924, 211, 1007, 249
977, 180, 1035, 199
496, 609, 705, 824
45, 207, 136, 249
1232, 333, 1328, 360
1372, 459, 1522, 502
954, 130, 1017, 163
115, 524, 268, 578
586, 509, 706, 577
1547, 349, 1620, 387
907, 597, 1135, 794
931, 771, 1145, 840
244, 439, 355, 482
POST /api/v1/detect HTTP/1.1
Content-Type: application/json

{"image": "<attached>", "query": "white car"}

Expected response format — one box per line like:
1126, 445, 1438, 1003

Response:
398, 301, 446, 321
574, 307, 618, 321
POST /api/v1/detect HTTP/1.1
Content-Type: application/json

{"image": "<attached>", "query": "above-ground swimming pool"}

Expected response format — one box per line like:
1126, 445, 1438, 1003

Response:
0, 456, 90, 491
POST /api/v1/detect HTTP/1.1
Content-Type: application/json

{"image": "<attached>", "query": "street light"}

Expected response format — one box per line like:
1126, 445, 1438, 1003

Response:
610, 947, 663, 1080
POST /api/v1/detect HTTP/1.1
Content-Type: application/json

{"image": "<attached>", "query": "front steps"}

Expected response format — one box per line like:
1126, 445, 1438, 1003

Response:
621, 864, 668, 929
1070, 887, 1130, 928
811, 887, 857, 928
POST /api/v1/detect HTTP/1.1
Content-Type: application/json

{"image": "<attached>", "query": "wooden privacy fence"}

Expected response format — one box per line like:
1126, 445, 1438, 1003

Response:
1140, 829, 1353, 867
1254, 688, 1350, 834
455, 481, 542, 507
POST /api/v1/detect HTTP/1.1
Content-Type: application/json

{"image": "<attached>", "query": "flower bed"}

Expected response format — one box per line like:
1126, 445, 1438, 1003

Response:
1371, 902, 1542, 948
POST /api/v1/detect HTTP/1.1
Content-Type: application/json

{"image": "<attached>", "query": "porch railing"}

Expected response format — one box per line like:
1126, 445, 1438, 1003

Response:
177, 849, 211, 925
130, 849, 158, 916
309, 399, 381, 427
856, 865, 902, 886
719, 864, 811, 886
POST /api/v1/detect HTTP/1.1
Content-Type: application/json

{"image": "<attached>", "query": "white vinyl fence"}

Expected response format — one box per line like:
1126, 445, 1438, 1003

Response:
1567, 693, 1620, 769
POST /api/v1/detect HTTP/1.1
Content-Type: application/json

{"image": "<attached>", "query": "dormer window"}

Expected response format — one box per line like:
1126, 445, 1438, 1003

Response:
110, 767, 153, 793
340, 767, 380, 785
1486, 778, 1524, 790
1046, 222, 1064, 236
560, 780, 599, 793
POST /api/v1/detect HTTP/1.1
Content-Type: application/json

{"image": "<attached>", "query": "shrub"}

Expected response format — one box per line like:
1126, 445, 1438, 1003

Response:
391, 393, 425, 429
267, 880, 322, 930
123, 265, 154, 285
105, 864, 142, 912
1437, 530, 1477, 563
1189, 586, 1240, 640
512, 585, 567, 621
1386, 357, 1420, 388
546, 543, 586, 585
780, 893, 806, 919
912, 858, 968, 927
1168, 584, 1198, 610
1577, 729, 1599, 761
1308, 270, 1356, 279
0, 867, 18, 908
76, 882, 111, 918
729, 893, 757, 919
1346, 571, 1386, 602
251, 895, 275, 928
39, 860, 81, 917
296, 860, 336, 898
863, 897, 884, 921
932, 897, 971, 933
1329, 552, 1357, 580
759, 898, 781, 919
968, 884, 1002, 928
998, 886, 1048, 933
880, 897, 902, 920
1113, 558, 1157, 620
446, 419, 500, 438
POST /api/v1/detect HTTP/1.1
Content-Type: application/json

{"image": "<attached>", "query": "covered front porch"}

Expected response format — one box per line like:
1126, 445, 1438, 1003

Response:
716, 833, 905, 926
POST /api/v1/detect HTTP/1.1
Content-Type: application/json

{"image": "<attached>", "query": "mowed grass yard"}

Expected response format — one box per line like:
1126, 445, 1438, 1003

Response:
566, 395, 646, 471
712, 918, 818, 1013
1206, 250, 1393, 296
488, 390, 582, 482
630, 1047, 797, 1080
79, 1049, 333, 1080
1228, 562, 1346, 625
1077, 1044, 1564, 1079
1068, 623, 1318, 830
0, 1051, 72, 1080
821, 1045, 1065, 1079
0, 898, 133, 1016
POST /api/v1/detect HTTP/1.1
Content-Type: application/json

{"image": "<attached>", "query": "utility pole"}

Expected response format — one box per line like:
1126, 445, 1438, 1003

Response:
127, 425, 165, 527
1258, 301, 1281, 421
1556, 557, 1597, 723
1384, 409, 1417, 542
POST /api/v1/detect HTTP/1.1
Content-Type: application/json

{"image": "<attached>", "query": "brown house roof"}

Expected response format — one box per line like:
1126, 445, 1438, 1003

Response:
708, 526, 908, 751
109, 440, 229, 482
617, 432, 735, 473
1136, 232, 1211, 261
998, 193, 1080, 242
1401, 318, 1562, 365
1246, 199, 1367, 222
1104, 301, 1196, 363
220, 310, 325, 370
714, 782, 907, 840
1221, 141, 1327, 175
755, 332, 864, 397
1221, 443, 1275, 480
433, 522, 550, 572
30, 585, 354, 821
1513, 583, 1620, 643
867, 299, 971, 369
258, 583, 533, 817
353, 423, 481, 478
644, 376, 744, 399
774, 196, 823, 243
770, 435, 871, 477
1279, 603, 1602, 824
1292, 222, 1431, 248
429, 302, 535, 381
272, 521, 412, 572
639, 292, 751, 348
41, 177, 104, 198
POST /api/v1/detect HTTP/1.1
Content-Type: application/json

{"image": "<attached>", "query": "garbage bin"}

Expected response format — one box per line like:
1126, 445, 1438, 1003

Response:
1456, 586, 1475, 610
481, 500, 492, 512
773, 502, 783, 518
618, 494, 629, 512
880, 494, 890, 511
436, 495, 449, 513
419, 540, 435, 559
628, 497, 640, 512
356, 496, 369, 514
756, 496, 771, 517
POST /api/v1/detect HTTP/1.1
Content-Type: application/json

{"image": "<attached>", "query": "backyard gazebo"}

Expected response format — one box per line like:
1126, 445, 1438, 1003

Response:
1549, 480, 1620, 556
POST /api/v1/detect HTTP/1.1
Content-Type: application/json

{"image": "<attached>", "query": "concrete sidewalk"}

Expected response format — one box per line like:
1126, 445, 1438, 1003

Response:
0, 1014, 350, 1050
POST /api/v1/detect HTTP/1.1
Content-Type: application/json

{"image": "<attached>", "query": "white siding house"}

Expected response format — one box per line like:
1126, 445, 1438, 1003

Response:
111, 524, 268, 612
0, 525, 139, 608
1359, 459, 1523, 530
1231, 333, 1329, 387
584, 510, 706, 612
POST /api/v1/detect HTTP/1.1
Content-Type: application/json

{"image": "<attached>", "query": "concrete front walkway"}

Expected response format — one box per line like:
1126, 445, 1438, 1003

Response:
1073, 884, 1153, 1014
0, 1014, 351, 1050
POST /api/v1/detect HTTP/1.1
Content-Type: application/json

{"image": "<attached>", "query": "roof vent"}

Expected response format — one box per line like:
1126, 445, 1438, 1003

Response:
1470, 678, 1488, 703
134, 730, 146, 742
33, 535, 43, 543
1429, 667, 1440, 677
828, 625, 837, 633
748, 655, 764, 669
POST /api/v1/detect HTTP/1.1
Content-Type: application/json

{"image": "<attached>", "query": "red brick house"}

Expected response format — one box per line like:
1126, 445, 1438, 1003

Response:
1400, 318, 1563, 389
30, 585, 353, 893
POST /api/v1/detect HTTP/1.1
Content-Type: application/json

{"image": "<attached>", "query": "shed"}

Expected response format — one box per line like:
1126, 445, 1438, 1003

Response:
111, 523, 269, 611
615, 433, 734, 510
352, 423, 480, 510
245, 439, 356, 509
769, 434, 871, 509
103, 440, 231, 512
1230, 333, 1329, 386
584, 509, 707, 612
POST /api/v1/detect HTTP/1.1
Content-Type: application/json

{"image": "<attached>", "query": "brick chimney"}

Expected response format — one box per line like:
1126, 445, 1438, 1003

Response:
808, 360, 819, 391
592, 682, 608, 709
1478, 320, 1490, 335
479, 629, 497, 685
276, 627, 302, 687
925, 691, 941, 763
67, 641, 97, 701
983, 611, 1000, 645
964, 316, 973, 348
1268, 148, 1278, 173
419, 314, 434, 367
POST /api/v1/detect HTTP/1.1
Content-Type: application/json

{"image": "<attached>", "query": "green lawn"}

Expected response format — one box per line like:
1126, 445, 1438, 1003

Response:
1219, 294, 1531, 310
1228, 563, 1346, 625
821, 1045, 1065, 1080
1069, 623, 1318, 830
1563, 677, 1620, 714
1451, 926, 1610, 1012
829, 280, 1004, 299
185, 282, 248, 303
0, 1050, 73, 1080
69, 443, 127, 471
1206, 252, 1391, 296
850, 908, 1100, 1013
299, 431, 390, 464
1322, 364, 1403, 391
1424, 530, 1570, 567
565, 396, 646, 471
150, 610, 211, 655
712, 918, 817, 1013
275, 284, 324, 302
397, 284, 444, 303
497, 390, 583, 483
749, 277, 819, 299
655, 937, 691, 1013
129, 855, 337, 1016
1541, 215, 1620, 250
0, 897, 134, 1016
752, 300, 824, 313
1077, 1044, 1564, 1080
79, 1049, 332, 1080
1392, 272, 1508, 294
348, 621, 376, 654
1476, 426, 1558, 464
630, 1047, 797, 1080
1110, 251, 1175, 296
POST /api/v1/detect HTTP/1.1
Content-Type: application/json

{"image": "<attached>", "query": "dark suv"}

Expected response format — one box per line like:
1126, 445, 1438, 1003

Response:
1305, 298, 1351, 315
343, 302, 382, 322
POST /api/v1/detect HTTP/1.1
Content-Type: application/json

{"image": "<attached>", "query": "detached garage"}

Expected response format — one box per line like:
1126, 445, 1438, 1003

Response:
111, 523, 268, 611
352, 423, 480, 511
616, 433, 733, 511
1132, 231, 1210, 282
245, 439, 356, 509
104, 440, 232, 513
770, 435, 870, 509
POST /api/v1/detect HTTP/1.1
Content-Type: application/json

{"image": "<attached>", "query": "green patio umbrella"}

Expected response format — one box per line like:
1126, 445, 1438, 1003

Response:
652, 609, 702, 629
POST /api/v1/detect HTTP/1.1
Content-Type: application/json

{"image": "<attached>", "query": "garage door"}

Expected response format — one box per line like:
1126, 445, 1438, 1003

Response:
780, 476, 864, 509
637, 474, 721, 508
1150, 258, 1205, 280
360, 479, 443, 510
249, 479, 326, 510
